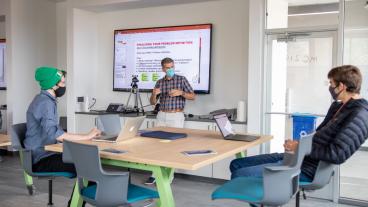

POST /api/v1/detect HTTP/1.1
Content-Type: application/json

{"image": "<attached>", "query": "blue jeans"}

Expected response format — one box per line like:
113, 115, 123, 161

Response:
230, 153, 312, 182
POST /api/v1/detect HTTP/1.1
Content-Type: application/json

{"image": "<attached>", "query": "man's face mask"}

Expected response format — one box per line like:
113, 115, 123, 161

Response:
54, 86, 66, 97
329, 84, 342, 101
166, 68, 175, 78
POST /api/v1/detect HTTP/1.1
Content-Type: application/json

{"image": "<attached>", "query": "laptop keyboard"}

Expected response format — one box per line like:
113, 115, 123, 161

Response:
95, 135, 118, 141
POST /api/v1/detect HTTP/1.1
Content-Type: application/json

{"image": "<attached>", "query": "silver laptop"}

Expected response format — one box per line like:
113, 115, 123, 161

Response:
213, 113, 260, 142
93, 116, 145, 143
96, 114, 122, 136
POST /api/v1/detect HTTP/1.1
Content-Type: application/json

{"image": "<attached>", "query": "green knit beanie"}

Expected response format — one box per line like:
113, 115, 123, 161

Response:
35, 67, 65, 90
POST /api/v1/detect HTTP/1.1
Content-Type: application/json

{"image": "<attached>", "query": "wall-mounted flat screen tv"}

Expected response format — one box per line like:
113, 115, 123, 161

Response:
113, 24, 212, 93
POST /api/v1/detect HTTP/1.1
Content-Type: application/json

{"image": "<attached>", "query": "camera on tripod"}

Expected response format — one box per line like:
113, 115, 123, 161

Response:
131, 75, 139, 88
125, 75, 144, 114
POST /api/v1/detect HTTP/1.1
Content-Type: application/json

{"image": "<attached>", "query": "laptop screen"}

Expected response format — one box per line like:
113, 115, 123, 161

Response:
96, 115, 121, 135
214, 113, 235, 137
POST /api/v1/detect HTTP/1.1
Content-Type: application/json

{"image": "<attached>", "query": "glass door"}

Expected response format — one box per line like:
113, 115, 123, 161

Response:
339, 0, 368, 204
265, 31, 337, 153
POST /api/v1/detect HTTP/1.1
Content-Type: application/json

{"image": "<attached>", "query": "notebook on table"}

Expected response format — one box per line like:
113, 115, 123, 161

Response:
140, 131, 187, 140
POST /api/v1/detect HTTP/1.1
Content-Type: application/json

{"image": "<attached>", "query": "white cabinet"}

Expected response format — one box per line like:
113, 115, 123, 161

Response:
75, 114, 97, 133
0, 109, 6, 133
232, 123, 247, 134
141, 118, 157, 129
178, 121, 216, 177
184, 121, 214, 130
212, 156, 235, 180
212, 123, 247, 180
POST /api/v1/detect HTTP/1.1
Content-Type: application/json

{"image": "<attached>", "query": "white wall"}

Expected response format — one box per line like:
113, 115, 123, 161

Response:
345, 0, 368, 29
69, 0, 249, 116
266, 0, 288, 29
0, 21, 5, 38
65, 7, 99, 132
56, 2, 68, 116
7, 0, 57, 128
288, 13, 338, 28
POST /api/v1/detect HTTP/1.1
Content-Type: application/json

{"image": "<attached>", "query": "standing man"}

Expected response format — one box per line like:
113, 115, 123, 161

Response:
145, 57, 196, 184
25, 66, 101, 174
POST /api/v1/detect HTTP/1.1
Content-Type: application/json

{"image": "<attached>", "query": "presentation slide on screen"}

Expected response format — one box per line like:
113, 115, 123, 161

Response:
113, 24, 211, 92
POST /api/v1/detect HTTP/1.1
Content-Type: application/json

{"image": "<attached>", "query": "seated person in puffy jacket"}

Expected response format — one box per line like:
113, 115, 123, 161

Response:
230, 65, 368, 182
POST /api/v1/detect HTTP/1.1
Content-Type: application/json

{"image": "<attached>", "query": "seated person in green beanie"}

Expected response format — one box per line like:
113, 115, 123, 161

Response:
24, 66, 101, 174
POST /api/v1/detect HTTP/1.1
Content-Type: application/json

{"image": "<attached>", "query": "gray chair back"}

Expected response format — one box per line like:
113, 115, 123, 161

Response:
59, 116, 67, 132
262, 134, 313, 206
11, 123, 34, 176
294, 134, 336, 191
63, 140, 129, 206
283, 133, 313, 168
11, 123, 27, 149
302, 161, 336, 191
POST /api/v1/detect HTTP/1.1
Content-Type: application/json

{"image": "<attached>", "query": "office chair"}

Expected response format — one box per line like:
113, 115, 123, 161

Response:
212, 134, 314, 207
295, 161, 336, 207
63, 140, 159, 207
11, 123, 76, 206
59, 116, 67, 132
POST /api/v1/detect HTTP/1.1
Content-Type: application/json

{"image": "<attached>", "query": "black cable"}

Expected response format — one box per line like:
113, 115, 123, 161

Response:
88, 98, 97, 110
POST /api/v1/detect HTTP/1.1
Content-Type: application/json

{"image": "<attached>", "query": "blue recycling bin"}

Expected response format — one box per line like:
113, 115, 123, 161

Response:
291, 113, 318, 140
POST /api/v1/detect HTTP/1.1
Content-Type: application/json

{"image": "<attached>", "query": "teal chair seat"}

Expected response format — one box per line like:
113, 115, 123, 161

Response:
299, 181, 312, 187
33, 172, 76, 178
212, 177, 264, 203
81, 184, 159, 203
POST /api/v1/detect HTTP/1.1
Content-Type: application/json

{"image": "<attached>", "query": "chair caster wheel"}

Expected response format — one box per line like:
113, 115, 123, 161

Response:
27, 185, 35, 195
142, 199, 154, 207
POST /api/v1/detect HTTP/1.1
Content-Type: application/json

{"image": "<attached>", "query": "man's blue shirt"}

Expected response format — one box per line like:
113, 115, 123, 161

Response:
24, 90, 65, 164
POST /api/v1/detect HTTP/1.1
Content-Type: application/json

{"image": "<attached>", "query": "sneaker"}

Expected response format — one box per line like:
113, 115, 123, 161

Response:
144, 176, 156, 185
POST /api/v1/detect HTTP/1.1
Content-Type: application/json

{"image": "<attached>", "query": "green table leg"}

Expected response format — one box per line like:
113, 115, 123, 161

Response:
153, 166, 175, 207
236, 151, 247, 158
23, 171, 33, 186
70, 179, 88, 207
24, 171, 34, 195
100, 159, 176, 207
19, 151, 34, 195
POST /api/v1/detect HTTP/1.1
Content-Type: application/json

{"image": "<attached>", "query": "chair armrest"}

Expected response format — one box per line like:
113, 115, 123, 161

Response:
264, 165, 294, 171
101, 169, 129, 177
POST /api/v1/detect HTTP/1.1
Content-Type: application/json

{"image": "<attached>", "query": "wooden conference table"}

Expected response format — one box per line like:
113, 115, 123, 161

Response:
45, 127, 272, 207
0, 134, 11, 147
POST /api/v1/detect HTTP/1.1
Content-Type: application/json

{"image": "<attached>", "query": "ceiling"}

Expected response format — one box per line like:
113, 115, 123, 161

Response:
48, 0, 223, 12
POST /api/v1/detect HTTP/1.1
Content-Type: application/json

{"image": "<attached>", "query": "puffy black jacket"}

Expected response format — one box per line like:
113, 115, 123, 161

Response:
301, 98, 368, 180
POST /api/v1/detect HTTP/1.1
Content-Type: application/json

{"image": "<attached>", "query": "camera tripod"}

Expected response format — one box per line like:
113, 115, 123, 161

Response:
125, 76, 145, 114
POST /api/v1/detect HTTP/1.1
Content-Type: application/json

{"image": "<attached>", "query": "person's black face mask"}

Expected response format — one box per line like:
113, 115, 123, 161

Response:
329, 85, 342, 101
54, 86, 66, 97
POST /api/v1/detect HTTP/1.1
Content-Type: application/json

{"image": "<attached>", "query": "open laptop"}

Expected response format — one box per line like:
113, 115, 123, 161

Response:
96, 114, 122, 136
92, 116, 145, 143
213, 113, 260, 142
